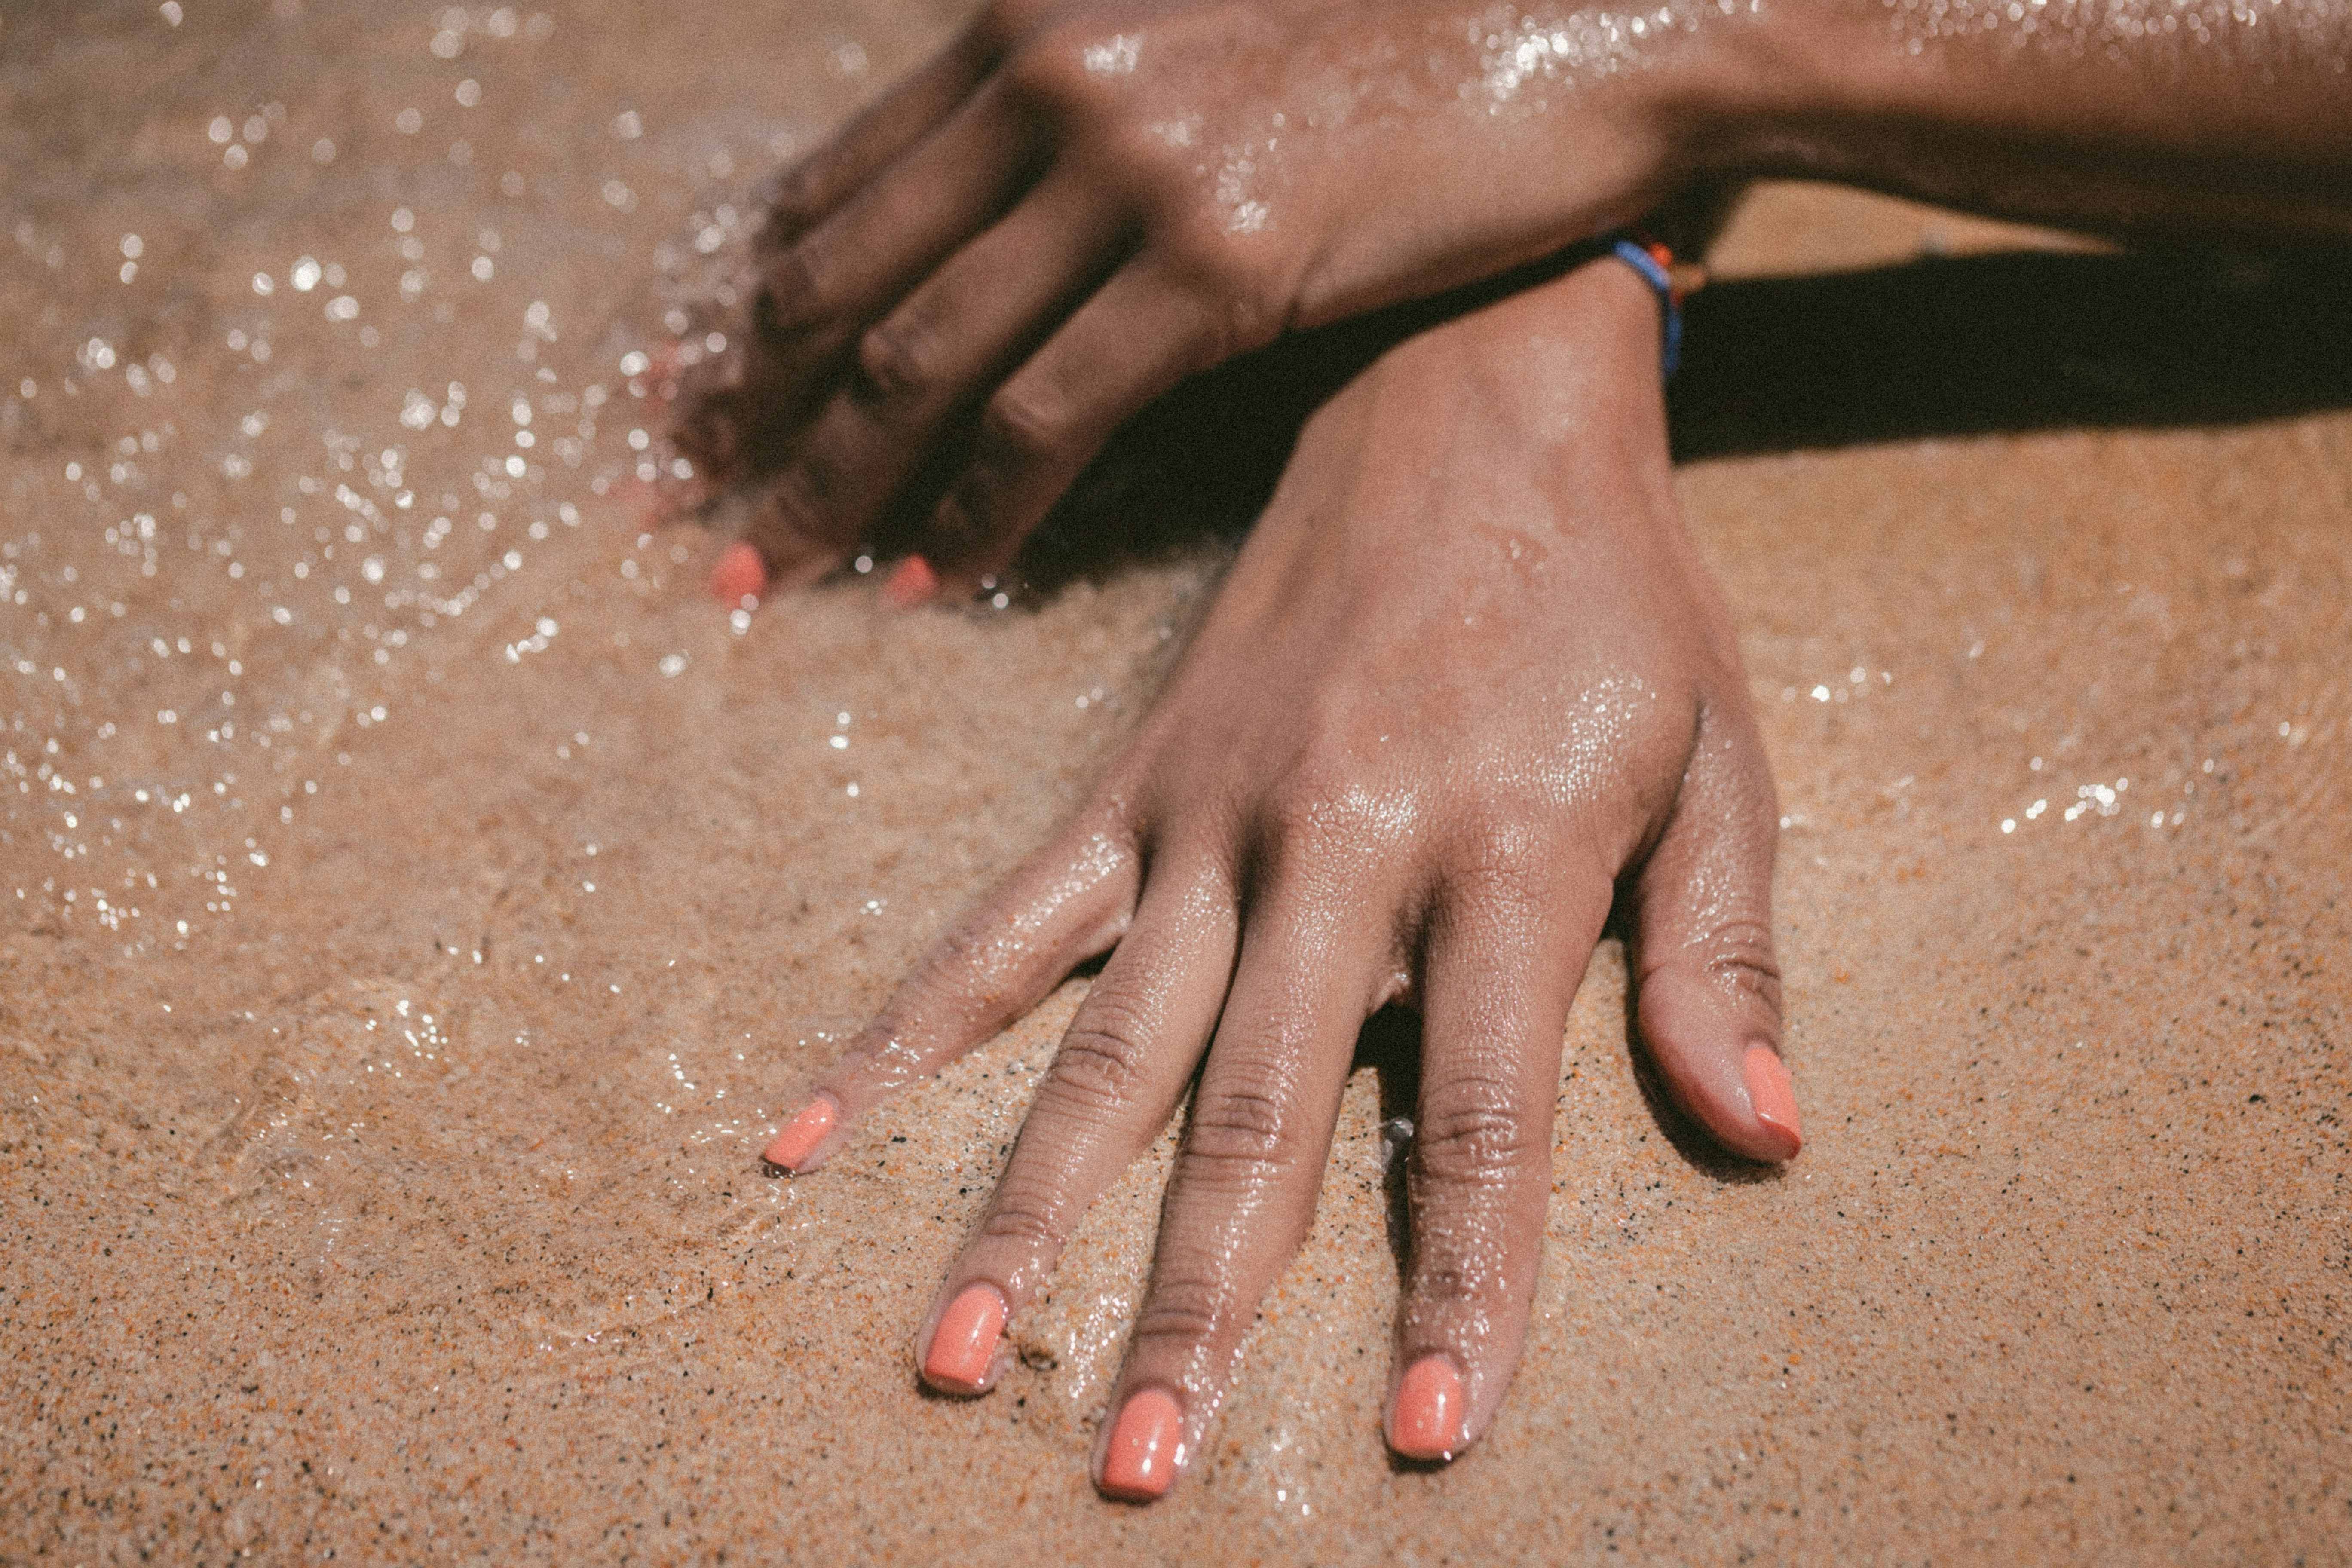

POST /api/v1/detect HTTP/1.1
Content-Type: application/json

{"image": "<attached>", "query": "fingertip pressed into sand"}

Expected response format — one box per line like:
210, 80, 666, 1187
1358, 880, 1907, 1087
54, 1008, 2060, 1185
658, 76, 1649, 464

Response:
1099, 1388, 1184, 1501
1743, 1044, 1802, 1159
707, 540, 766, 607
764, 1096, 837, 1171
922, 1283, 1006, 1393
1390, 1357, 1465, 1461
882, 554, 937, 610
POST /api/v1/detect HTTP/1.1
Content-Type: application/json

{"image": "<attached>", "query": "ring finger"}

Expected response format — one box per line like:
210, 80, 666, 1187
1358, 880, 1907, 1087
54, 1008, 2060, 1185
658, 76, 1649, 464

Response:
915, 855, 1238, 1394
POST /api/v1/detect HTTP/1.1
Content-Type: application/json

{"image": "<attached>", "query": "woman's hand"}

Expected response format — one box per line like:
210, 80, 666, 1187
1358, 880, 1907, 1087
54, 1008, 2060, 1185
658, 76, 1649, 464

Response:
672, 0, 1733, 600
671, 0, 2352, 608
757, 257, 1799, 1497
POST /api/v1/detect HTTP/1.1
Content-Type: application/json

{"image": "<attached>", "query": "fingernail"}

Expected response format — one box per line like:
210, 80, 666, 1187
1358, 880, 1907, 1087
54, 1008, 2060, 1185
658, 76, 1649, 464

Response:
882, 554, 937, 610
1099, 1387, 1184, 1501
1743, 1043, 1802, 1158
1390, 1356, 1465, 1461
707, 540, 766, 609
763, 1095, 837, 1172
922, 1283, 1007, 1394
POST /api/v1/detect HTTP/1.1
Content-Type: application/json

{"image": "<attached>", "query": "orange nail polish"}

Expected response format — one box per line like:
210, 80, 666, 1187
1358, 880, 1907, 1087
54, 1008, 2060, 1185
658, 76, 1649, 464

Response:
763, 1096, 837, 1172
1391, 1356, 1464, 1461
1743, 1044, 1802, 1158
882, 554, 937, 610
707, 540, 766, 608
1099, 1388, 1183, 1501
923, 1283, 1007, 1394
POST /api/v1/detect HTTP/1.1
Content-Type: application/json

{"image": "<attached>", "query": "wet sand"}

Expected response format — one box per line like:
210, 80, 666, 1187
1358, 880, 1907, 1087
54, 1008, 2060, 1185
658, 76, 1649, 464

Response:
4, 3, 2348, 1563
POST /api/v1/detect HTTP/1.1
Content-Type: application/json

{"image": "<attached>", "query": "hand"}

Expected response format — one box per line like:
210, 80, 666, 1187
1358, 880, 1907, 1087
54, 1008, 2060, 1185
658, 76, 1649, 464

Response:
672, 0, 1730, 602
756, 257, 1799, 1498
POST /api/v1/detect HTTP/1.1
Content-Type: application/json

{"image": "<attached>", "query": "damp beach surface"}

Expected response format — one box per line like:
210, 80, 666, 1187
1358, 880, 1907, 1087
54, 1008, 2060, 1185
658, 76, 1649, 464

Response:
4, 3, 2349, 1563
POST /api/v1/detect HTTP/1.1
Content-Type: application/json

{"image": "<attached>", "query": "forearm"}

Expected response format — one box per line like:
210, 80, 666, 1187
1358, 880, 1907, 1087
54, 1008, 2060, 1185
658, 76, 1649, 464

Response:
1687, 0, 2352, 239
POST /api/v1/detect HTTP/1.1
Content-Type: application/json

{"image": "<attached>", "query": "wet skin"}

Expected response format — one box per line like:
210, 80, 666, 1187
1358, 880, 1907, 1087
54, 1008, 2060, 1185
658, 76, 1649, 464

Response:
697, 0, 2352, 1501
762, 260, 1796, 1493
670, 0, 2352, 596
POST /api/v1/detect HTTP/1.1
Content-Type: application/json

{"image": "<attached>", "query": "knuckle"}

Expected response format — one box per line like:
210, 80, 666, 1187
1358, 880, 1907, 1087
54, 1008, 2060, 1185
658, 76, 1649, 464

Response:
977, 1183, 1066, 1252
927, 917, 1005, 989
1002, 25, 1104, 109
1260, 767, 1409, 871
857, 315, 946, 413
1413, 1089, 1541, 1189
1702, 917, 1784, 1011
760, 241, 835, 328
1184, 1074, 1296, 1174
1450, 812, 1549, 891
1043, 1008, 1154, 1115
977, 383, 1070, 471
1128, 1270, 1225, 1348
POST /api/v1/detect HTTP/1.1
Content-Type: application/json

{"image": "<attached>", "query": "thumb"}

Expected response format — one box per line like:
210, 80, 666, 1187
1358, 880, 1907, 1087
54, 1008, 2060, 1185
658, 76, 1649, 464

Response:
1626, 700, 1799, 1162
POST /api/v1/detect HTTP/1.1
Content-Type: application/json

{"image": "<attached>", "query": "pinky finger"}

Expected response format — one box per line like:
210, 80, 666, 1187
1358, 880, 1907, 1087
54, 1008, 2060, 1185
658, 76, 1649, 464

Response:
764, 815, 1141, 1172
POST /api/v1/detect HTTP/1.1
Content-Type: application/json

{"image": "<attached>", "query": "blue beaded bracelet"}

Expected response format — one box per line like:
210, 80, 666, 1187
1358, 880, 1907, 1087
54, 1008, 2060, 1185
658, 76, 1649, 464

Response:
1609, 233, 1685, 379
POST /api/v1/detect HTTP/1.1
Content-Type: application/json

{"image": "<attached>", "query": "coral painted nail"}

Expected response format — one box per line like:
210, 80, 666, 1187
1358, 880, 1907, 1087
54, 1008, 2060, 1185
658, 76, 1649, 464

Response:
1743, 1044, 1802, 1158
923, 1283, 1007, 1394
707, 540, 766, 608
763, 1096, 837, 1172
882, 554, 937, 610
1390, 1356, 1464, 1461
1099, 1388, 1184, 1501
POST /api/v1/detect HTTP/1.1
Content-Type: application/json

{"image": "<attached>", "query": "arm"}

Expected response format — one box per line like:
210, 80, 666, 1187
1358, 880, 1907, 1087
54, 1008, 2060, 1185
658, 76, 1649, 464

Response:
671, 0, 2352, 600
1709, 0, 2352, 239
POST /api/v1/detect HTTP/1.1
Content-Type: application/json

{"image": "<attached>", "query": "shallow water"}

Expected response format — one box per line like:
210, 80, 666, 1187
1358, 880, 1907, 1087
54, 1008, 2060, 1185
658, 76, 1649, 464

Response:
6, 3, 2350, 1564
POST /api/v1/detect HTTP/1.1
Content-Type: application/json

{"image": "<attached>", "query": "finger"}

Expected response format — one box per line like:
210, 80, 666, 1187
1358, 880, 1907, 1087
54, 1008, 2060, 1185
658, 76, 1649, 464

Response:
1093, 889, 1388, 1501
679, 86, 1038, 492
919, 260, 1219, 598
915, 859, 1238, 1395
759, 83, 1037, 344
763, 818, 1139, 1173
756, 28, 1001, 249
1627, 698, 1795, 1161
1387, 865, 1602, 1462
735, 169, 1124, 590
